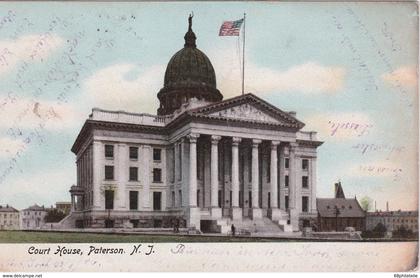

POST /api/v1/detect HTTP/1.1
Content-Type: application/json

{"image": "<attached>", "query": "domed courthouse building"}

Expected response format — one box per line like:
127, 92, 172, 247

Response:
68, 18, 323, 233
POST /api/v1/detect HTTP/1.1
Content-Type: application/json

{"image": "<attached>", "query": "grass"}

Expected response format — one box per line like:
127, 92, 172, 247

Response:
0, 230, 279, 243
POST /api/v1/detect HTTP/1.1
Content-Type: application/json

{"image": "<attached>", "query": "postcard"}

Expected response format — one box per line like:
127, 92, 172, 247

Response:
0, 1, 418, 273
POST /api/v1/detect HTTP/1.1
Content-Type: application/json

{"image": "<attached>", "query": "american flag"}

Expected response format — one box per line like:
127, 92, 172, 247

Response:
219, 18, 244, 36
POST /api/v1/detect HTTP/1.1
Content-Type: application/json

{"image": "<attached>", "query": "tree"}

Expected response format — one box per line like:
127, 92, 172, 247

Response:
372, 222, 387, 237
360, 196, 373, 212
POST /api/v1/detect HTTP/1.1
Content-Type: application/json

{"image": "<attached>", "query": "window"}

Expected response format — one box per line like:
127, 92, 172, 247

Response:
129, 167, 138, 181
285, 196, 289, 210
218, 190, 222, 208
153, 148, 161, 161
268, 193, 271, 209
178, 190, 182, 207
105, 190, 114, 210
153, 168, 162, 183
197, 190, 200, 207
285, 158, 289, 169
129, 191, 138, 210
171, 191, 175, 207
105, 145, 114, 159
129, 147, 138, 160
302, 196, 309, 212
153, 192, 162, 211
248, 191, 252, 208
285, 175, 289, 187
105, 165, 114, 180
302, 176, 309, 188
302, 159, 309, 170
267, 158, 271, 182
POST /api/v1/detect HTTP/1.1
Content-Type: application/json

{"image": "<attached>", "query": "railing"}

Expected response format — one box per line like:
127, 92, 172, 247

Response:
297, 131, 318, 141
90, 108, 172, 127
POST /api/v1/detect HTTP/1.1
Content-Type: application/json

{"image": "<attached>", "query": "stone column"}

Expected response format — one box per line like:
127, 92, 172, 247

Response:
279, 145, 286, 211
117, 143, 127, 210
92, 141, 102, 210
250, 139, 262, 219
187, 133, 200, 229
142, 146, 151, 209
210, 135, 222, 219
289, 142, 299, 231
310, 158, 317, 213
269, 140, 281, 220
231, 137, 242, 220
71, 195, 75, 212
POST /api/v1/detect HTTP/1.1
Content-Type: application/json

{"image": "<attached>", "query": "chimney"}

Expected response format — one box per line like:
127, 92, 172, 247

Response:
386, 201, 389, 212
375, 201, 377, 211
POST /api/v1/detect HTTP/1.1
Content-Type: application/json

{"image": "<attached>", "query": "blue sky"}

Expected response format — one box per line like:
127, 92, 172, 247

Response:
0, 2, 417, 211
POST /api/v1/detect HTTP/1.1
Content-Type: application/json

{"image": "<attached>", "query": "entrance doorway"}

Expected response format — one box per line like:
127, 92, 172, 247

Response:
153, 192, 162, 211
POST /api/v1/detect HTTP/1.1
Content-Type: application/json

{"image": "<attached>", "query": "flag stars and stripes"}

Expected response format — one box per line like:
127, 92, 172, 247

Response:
219, 19, 244, 36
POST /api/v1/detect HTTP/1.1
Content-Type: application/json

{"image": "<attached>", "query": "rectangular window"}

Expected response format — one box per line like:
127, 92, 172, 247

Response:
105, 190, 114, 210
302, 196, 309, 212
267, 157, 271, 183
197, 190, 200, 207
105, 165, 114, 180
153, 192, 162, 211
229, 191, 232, 208
285, 158, 289, 169
172, 191, 175, 207
218, 190, 222, 208
129, 191, 138, 210
285, 195, 289, 210
302, 176, 309, 188
285, 175, 289, 187
302, 159, 309, 170
239, 191, 243, 208
268, 192, 271, 209
129, 147, 138, 160
248, 191, 252, 208
105, 145, 114, 159
129, 167, 138, 181
153, 168, 162, 183
178, 190, 182, 207
153, 148, 161, 161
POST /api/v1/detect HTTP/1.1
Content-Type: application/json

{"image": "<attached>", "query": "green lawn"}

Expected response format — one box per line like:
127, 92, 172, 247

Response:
0, 230, 278, 243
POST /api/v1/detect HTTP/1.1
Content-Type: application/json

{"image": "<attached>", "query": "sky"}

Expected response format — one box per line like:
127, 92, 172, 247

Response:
0, 2, 417, 211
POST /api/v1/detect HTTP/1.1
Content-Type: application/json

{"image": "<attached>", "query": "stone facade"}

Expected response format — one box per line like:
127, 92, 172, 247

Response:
20, 204, 48, 230
0, 205, 19, 230
366, 211, 418, 233
66, 17, 323, 233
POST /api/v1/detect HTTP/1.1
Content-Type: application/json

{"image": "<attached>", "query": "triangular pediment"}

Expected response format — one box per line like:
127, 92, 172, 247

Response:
208, 102, 279, 123
188, 93, 305, 129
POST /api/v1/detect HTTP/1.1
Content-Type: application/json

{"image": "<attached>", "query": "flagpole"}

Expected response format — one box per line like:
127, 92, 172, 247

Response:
242, 13, 246, 96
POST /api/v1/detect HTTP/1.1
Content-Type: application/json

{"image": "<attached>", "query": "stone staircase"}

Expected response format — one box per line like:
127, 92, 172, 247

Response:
216, 216, 294, 235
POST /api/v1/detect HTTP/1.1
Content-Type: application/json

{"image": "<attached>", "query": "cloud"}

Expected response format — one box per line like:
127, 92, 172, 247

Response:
0, 96, 82, 130
304, 112, 374, 141
0, 137, 25, 158
382, 66, 417, 88
0, 168, 73, 209
84, 63, 164, 113
209, 48, 346, 98
0, 34, 64, 75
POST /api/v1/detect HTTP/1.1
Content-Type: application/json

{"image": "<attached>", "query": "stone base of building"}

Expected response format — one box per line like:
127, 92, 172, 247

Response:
249, 208, 263, 219
211, 207, 222, 219
187, 207, 201, 230
230, 207, 242, 220
268, 208, 282, 221
289, 208, 300, 232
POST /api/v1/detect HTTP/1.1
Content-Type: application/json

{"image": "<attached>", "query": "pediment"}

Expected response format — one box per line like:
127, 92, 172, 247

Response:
188, 93, 305, 129
208, 103, 280, 124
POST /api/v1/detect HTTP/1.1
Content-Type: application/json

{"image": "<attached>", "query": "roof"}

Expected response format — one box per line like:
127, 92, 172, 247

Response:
367, 211, 418, 217
23, 204, 46, 211
317, 198, 365, 218
0, 205, 19, 213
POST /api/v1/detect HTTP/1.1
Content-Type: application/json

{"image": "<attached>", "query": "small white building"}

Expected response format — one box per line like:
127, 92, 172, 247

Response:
0, 205, 20, 230
20, 204, 48, 229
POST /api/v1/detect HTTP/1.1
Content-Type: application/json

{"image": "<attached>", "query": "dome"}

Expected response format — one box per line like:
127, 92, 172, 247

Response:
164, 47, 216, 89
157, 15, 223, 115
